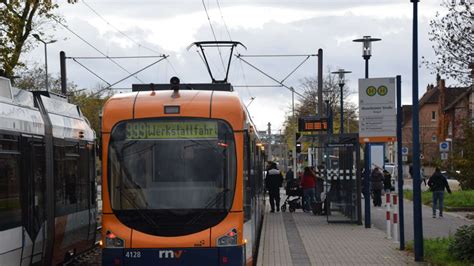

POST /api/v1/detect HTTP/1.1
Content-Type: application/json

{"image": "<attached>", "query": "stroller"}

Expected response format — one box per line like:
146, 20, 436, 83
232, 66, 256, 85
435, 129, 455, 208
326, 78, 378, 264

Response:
280, 179, 303, 212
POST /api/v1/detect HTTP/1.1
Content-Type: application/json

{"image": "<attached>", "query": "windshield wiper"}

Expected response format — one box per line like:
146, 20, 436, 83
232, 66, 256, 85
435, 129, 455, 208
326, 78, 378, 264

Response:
186, 188, 230, 225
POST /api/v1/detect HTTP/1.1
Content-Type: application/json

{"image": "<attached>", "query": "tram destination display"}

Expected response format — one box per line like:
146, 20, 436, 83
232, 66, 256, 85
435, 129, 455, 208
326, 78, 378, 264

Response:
126, 121, 218, 139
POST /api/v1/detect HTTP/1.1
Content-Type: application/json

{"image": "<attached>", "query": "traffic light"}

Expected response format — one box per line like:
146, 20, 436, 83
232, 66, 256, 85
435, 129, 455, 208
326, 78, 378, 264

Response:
296, 142, 302, 153
295, 132, 302, 153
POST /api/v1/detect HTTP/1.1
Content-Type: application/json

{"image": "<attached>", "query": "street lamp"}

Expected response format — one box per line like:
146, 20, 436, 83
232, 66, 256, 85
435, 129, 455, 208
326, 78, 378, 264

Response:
353, 36, 381, 78
353, 35, 381, 230
32, 34, 56, 91
331, 69, 351, 134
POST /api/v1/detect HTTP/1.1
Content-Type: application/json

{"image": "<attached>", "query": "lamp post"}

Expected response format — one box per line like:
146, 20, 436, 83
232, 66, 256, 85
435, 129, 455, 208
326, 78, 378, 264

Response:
353, 36, 381, 79
331, 69, 351, 134
353, 35, 381, 229
32, 34, 56, 91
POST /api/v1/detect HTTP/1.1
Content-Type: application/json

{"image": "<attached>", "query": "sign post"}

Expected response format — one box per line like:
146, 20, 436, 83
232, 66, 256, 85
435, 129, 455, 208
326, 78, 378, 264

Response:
359, 77, 397, 230
396, 75, 405, 250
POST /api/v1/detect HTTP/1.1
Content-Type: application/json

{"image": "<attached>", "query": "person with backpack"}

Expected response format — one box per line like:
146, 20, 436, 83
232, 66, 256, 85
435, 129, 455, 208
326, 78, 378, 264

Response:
428, 167, 452, 218
265, 162, 283, 213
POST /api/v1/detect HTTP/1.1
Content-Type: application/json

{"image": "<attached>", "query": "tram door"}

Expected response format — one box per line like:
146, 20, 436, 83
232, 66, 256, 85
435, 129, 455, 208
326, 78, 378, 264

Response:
20, 136, 46, 265
323, 136, 361, 224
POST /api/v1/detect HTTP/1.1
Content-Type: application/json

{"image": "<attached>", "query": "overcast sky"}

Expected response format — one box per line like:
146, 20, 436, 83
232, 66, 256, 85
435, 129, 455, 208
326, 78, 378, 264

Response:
22, 0, 450, 132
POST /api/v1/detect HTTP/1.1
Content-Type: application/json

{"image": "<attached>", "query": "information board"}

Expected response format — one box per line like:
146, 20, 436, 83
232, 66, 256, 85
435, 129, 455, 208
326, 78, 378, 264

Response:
358, 77, 397, 143
298, 117, 328, 132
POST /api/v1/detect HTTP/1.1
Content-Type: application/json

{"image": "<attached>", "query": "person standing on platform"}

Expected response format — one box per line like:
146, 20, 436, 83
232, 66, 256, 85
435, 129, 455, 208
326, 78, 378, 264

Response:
370, 167, 384, 207
315, 164, 325, 202
383, 169, 392, 194
265, 162, 283, 213
301, 167, 317, 213
428, 167, 452, 218
285, 167, 294, 181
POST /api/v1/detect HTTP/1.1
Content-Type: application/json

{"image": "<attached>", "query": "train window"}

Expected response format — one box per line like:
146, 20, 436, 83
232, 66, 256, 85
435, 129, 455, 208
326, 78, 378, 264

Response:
0, 135, 21, 231
109, 118, 236, 212
243, 133, 251, 222
54, 141, 86, 216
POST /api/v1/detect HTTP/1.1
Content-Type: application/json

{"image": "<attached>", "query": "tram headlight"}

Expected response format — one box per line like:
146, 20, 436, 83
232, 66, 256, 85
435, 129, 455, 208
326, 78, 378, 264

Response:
105, 231, 125, 248
217, 228, 238, 247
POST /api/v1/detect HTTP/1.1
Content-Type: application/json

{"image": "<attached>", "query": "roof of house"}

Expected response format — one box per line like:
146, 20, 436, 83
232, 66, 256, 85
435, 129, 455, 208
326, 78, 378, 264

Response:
444, 87, 472, 111
418, 86, 439, 106
418, 83, 470, 110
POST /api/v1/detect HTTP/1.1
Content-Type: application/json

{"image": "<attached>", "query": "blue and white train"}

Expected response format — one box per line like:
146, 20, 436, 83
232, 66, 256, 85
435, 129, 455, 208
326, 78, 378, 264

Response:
0, 77, 98, 265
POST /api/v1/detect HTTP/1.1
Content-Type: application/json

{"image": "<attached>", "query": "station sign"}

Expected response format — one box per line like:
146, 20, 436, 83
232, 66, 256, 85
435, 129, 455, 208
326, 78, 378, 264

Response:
439, 141, 449, 152
358, 77, 397, 143
298, 116, 328, 132
402, 155, 408, 162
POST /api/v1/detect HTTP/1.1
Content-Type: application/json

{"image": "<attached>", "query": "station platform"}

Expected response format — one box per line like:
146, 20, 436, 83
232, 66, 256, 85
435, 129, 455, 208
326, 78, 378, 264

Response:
256, 192, 415, 265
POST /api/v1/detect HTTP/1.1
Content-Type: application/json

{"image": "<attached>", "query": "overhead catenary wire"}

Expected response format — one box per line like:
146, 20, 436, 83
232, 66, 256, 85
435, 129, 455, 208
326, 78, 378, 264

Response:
201, 0, 227, 74
81, 0, 182, 79
235, 55, 305, 98
68, 55, 167, 59
215, 0, 253, 103
82, 0, 162, 56
51, 16, 144, 83
71, 58, 112, 86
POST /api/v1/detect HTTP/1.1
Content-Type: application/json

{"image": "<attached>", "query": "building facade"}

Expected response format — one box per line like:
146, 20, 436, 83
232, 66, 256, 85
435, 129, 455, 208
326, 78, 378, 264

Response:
402, 79, 472, 164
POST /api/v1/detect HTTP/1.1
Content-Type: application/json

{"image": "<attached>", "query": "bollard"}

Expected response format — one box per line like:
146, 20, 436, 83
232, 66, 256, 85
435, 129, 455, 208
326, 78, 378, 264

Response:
386, 193, 392, 239
392, 194, 399, 243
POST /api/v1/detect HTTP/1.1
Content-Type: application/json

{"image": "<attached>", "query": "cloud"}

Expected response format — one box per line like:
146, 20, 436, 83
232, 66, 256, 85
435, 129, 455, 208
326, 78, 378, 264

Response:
23, 0, 446, 131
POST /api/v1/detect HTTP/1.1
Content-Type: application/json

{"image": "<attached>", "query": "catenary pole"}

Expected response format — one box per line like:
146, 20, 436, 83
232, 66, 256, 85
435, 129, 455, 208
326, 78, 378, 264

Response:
396, 75, 405, 250
411, 0, 424, 261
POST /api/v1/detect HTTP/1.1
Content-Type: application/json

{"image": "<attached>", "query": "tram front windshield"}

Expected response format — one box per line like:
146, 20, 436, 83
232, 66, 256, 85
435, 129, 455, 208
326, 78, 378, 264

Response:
109, 118, 236, 215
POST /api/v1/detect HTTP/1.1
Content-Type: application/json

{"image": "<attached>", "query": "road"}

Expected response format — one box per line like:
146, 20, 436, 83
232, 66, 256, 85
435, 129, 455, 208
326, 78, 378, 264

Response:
363, 194, 473, 242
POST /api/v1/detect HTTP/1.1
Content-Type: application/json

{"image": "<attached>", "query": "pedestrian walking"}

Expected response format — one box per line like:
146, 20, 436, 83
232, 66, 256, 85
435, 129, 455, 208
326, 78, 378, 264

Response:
371, 167, 384, 207
428, 167, 452, 218
285, 167, 294, 181
265, 162, 283, 213
383, 169, 392, 193
301, 167, 317, 213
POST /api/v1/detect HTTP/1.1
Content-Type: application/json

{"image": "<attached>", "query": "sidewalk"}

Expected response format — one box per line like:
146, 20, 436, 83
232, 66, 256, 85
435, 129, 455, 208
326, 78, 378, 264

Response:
367, 194, 473, 241
257, 199, 415, 265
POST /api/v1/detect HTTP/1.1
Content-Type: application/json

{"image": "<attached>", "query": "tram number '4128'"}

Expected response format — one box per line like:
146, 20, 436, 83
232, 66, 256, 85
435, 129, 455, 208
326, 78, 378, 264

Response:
125, 251, 141, 258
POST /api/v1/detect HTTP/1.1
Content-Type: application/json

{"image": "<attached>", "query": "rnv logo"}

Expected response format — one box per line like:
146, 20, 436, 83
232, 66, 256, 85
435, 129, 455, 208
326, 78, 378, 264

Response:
158, 250, 183, 259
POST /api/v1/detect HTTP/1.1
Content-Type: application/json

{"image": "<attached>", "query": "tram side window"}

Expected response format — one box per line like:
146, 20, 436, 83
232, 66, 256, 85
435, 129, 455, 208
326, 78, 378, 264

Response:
243, 133, 251, 222
55, 141, 94, 216
0, 135, 22, 231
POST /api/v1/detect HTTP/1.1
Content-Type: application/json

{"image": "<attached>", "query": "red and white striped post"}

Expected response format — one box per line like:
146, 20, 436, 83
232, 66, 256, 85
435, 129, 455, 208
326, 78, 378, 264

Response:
386, 193, 392, 239
392, 193, 399, 243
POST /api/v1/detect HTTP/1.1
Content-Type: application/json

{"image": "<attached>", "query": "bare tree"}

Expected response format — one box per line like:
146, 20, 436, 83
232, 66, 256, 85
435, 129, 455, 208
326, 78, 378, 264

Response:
423, 1, 473, 85
282, 70, 358, 142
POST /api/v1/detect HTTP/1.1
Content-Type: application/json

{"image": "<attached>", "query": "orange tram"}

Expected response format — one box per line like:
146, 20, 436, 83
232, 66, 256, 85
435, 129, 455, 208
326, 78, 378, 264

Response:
101, 79, 266, 266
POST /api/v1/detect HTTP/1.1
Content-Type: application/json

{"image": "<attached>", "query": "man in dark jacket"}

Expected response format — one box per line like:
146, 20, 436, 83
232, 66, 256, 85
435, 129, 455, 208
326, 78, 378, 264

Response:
383, 169, 392, 193
370, 167, 384, 207
265, 162, 283, 212
285, 167, 294, 181
428, 167, 452, 218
